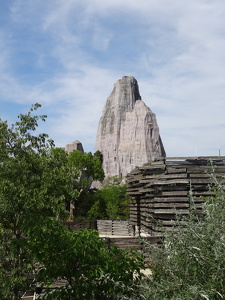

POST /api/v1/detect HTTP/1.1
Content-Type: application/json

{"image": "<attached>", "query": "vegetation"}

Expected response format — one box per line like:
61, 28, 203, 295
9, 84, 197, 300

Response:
88, 176, 130, 220
2, 103, 224, 299
0, 104, 142, 299
128, 177, 225, 300
0, 104, 71, 299
75, 176, 130, 221
27, 218, 143, 299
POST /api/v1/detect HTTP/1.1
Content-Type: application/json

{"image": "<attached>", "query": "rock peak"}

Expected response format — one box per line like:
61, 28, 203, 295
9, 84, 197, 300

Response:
65, 140, 84, 153
95, 76, 166, 178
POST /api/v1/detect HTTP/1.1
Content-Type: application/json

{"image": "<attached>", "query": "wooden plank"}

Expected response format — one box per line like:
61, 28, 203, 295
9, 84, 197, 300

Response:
193, 191, 214, 196
127, 182, 144, 187
153, 203, 189, 208
127, 170, 141, 175
153, 179, 189, 185
148, 213, 178, 220
153, 197, 189, 203
140, 190, 155, 195
165, 160, 196, 165
145, 173, 188, 180
166, 168, 187, 174
187, 166, 224, 172
127, 191, 143, 195
127, 175, 145, 182
138, 165, 165, 171
141, 165, 163, 170
188, 173, 212, 178
190, 178, 212, 184
153, 209, 190, 214
150, 185, 188, 191
162, 191, 188, 196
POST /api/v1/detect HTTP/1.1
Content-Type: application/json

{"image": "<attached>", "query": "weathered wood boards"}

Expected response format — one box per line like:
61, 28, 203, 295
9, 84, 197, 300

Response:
127, 157, 225, 235
65, 220, 132, 236
97, 220, 131, 236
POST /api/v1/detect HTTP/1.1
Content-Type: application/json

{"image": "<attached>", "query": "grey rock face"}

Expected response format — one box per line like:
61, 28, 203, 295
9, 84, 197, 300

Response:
65, 140, 84, 153
95, 76, 166, 178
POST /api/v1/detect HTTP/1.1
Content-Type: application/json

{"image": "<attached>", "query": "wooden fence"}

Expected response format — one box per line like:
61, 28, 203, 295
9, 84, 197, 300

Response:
65, 220, 97, 231
127, 156, 225, 235
97, 220, 131, 236
64, 220, 132, 236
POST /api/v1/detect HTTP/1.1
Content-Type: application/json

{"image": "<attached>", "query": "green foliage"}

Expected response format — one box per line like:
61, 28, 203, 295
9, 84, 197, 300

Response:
74, 188, 108, 220
99, 176, 130, 220
0, 227, 33, 300
27, 217, 144, 299
74, 176, 130, 220
0, 104, 76, 298
68, 150, 104, 183
0, 105, 69, 299
86, 193, 108, 220
65, 150, 105, 218
0, 104, 137, 299
130, 178, 225, 300
94, 150, 103, 165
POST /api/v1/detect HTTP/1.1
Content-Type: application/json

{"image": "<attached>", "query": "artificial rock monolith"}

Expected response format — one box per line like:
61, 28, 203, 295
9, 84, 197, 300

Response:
65, 140, 84, 153
95, 76, 166, 178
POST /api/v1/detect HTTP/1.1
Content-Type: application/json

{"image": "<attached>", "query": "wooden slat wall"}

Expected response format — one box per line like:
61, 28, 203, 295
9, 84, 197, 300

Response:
127, 157, 225, 235
97, 220, 131, 236
64, 220, 131, 236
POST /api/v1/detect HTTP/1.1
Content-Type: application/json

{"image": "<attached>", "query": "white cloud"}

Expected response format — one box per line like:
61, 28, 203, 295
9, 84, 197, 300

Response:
1, 0, 225, 156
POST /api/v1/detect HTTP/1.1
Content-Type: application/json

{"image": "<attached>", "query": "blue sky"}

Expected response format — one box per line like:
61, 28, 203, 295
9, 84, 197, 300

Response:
1, 0, 225, 157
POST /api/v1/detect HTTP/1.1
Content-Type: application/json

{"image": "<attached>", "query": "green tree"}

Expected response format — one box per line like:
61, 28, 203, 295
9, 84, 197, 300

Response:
73, 188, 107, 220
94, 150, 103, 165
87, 176, 130, 220
0, 104, 137, 299
102, 176, 130, 219
27, 217, 144, 300
73, 176, 130, 221
65, 150, 104, 218
68, 150, 104, 184
0, 104, 74, 299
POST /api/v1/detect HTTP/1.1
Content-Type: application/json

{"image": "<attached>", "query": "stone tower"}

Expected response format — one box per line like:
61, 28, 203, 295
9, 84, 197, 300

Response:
95, 76, 166, 178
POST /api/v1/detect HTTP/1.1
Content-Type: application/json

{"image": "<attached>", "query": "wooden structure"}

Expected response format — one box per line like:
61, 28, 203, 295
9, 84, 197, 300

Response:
127, 157, 225, 235
97, 220, 131, 236
65, 220, 131, 236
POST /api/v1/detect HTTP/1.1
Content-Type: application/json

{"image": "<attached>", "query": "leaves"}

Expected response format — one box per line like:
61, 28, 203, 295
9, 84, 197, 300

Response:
0, 104, 137, 299
0, 105, 72, 298
68, 150, 104, 183
26, 218, 144, 299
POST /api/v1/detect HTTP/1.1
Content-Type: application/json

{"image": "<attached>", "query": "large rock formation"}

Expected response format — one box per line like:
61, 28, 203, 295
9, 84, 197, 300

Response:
94, 76, 166, 178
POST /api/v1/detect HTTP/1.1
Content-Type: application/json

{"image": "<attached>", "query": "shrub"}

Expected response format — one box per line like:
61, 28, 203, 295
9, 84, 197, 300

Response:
27, 218, 144, 299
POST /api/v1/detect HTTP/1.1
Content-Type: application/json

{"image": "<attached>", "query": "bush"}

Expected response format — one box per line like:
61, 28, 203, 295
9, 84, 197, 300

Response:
130, 177, 225, 300
75, 176, 130, 221
27, 218, 144, 299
